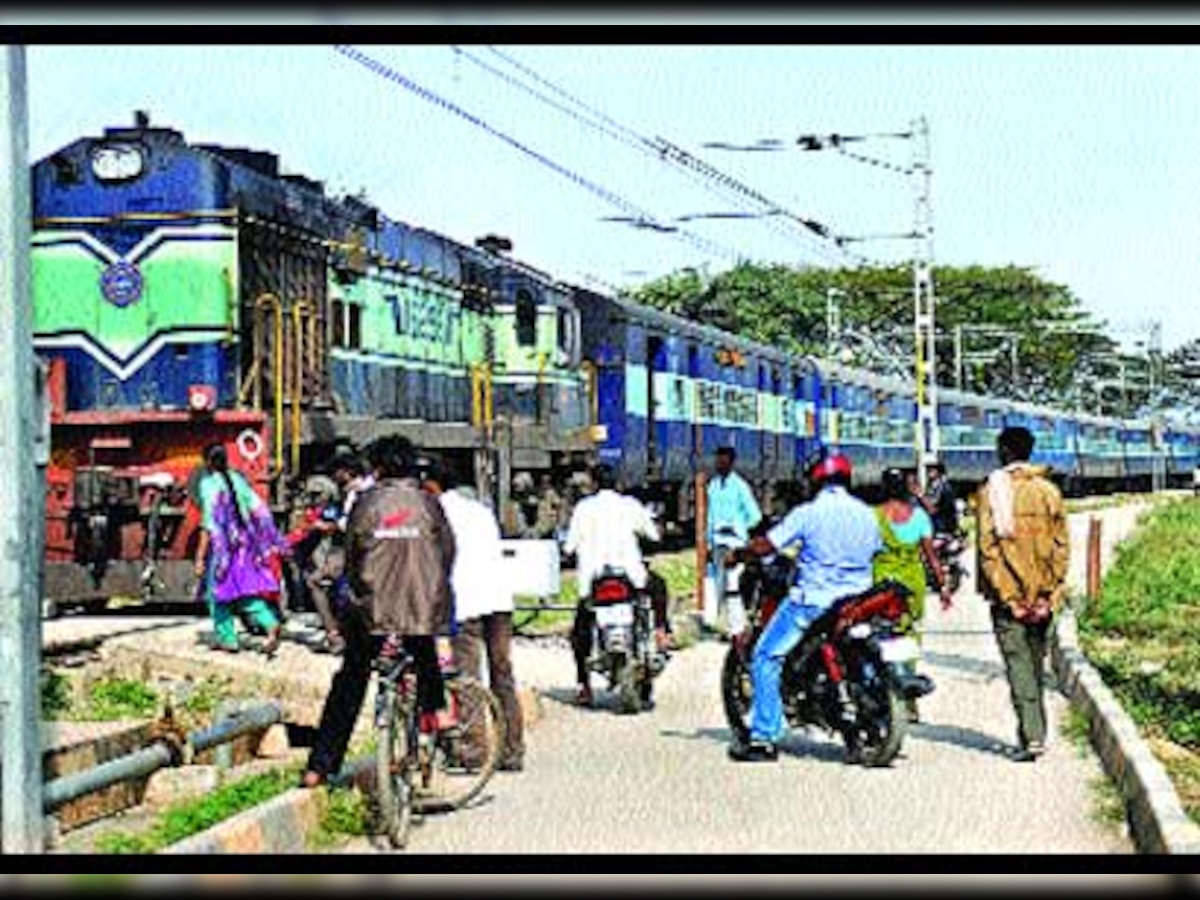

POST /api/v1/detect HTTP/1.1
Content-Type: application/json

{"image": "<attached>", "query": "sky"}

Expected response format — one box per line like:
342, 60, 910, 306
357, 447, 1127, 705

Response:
11, 20, 1200, 353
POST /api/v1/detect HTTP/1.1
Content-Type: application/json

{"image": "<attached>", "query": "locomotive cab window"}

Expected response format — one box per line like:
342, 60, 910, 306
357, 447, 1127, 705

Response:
516, 289, 537, 347
556, 306, 579, 364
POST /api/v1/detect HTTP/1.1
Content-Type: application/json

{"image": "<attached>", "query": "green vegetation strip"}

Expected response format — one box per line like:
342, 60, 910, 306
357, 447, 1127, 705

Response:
1077, 498, 1200, 824
93, 767, 300, 854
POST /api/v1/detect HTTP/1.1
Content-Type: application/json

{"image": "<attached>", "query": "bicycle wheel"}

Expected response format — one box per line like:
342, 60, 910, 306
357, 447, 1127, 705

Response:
374, 680, 414, 849
413, 676, 503, 814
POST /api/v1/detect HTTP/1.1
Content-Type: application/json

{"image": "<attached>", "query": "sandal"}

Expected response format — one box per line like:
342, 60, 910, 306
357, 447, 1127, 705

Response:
261, 625, 282, 657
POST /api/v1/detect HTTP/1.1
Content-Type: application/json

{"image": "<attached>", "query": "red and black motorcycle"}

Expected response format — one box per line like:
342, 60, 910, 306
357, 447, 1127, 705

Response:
585, 567, 667, 715
721, 559, 934, 767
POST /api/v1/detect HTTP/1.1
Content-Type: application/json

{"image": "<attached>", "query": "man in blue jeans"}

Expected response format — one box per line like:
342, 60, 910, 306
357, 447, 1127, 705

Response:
726, 453, 882, 763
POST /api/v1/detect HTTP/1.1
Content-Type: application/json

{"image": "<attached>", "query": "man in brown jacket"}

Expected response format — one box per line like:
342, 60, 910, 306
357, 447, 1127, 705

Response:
976, 425, 1070, 762
301, 435, 456, 787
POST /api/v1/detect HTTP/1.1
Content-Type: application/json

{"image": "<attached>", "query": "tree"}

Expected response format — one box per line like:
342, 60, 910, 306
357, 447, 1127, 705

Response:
622, 262, 1119, 409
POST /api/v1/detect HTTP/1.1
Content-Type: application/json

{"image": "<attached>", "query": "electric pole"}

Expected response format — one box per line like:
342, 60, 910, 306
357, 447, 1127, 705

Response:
0, 44, 43, 855
912, 116, 938, 489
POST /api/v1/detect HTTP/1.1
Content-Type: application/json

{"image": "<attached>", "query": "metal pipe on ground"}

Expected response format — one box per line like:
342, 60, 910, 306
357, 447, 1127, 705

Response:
43, 702, 283, 812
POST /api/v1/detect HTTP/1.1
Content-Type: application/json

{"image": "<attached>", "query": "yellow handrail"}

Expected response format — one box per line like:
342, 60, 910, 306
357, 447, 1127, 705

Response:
536, 351, 548, 424
470, 364, 482, 428
254, 293, 285, 477
581, 360, 599, 428
483, 363, 494, 434
292, 300, 312, 475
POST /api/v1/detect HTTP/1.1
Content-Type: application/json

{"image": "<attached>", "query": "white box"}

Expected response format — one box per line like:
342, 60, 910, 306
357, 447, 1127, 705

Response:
499, 539, 562, 598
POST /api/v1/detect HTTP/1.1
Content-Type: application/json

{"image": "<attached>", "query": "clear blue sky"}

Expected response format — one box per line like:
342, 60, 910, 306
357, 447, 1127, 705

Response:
17, 31, 1200, 352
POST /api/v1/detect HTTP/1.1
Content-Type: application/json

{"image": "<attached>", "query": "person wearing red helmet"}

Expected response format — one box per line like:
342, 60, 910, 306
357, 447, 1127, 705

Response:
725, 450, 882, 763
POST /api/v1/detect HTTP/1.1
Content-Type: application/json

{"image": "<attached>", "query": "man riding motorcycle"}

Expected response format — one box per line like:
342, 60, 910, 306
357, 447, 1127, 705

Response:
563, 463, 670, 708
725, 453, 882, 763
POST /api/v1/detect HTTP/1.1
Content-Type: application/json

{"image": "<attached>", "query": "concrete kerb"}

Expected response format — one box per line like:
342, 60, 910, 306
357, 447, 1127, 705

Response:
1052, 608, 1200, 855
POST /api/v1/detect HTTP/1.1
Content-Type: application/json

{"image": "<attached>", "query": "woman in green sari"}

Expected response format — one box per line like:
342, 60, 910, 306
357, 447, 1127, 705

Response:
873, 468, 954, 722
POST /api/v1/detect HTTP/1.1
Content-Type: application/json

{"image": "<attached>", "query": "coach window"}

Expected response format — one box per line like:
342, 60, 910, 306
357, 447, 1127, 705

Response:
516, 289, 537, 347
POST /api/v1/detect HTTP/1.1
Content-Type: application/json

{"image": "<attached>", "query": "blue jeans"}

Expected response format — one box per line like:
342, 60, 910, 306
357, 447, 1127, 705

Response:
749, 598, 825, 743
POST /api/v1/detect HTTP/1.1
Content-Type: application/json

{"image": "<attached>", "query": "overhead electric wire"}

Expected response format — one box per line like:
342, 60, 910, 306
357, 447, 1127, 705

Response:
332, 44, 742, 265
464, 44, 831, 266
476, 45, 873, 269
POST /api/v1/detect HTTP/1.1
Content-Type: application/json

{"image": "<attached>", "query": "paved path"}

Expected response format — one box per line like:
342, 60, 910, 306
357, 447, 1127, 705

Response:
334, 502, 1157, 854
40, 499, 1161, 855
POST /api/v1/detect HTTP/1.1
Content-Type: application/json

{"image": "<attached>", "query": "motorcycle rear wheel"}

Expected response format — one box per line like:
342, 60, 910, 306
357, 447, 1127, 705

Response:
720, 646, 753, 745
850, 671, 906, 768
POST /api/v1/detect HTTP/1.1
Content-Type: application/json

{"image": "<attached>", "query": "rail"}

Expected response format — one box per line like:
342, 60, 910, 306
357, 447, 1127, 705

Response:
43, 702, 283, 812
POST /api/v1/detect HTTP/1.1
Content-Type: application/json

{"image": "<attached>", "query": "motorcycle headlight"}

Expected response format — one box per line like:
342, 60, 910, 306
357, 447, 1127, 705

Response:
847, 623, 872, 640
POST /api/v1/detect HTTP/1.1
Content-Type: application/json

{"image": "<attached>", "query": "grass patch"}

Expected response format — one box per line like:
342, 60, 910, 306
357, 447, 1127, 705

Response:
93, 766, 300, 854
308, 786, 371, 851
1088, 775, 1128, 828
85, 678, 160, 721
41, 669, 74, 719
1061, 707, 1092, 759
1078, 497, 1200, 824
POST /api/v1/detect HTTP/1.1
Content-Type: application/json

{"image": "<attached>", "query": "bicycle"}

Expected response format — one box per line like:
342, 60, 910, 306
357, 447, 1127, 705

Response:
371, 640, 504, 849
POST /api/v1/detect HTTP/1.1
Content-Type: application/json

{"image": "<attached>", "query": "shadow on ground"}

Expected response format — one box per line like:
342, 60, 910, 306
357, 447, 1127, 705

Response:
907, 720, 1018, 759
921, 649, 1008, 682
658, 725, 854, 765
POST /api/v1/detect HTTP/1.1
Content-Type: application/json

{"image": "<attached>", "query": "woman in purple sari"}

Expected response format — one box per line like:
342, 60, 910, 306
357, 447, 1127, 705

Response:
193, 443, 285, 654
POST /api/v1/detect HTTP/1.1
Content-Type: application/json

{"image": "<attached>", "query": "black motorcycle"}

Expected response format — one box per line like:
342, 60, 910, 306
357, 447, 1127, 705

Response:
926, 531, 967, 595
585, 567, 667, 715
721, 574, 934, 767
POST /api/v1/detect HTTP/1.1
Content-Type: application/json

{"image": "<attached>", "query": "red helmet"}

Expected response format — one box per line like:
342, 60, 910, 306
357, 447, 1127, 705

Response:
809, 453, 853, 485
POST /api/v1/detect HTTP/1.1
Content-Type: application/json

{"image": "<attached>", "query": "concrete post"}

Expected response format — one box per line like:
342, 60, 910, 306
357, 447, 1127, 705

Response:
0, 44, 44, 855
1086, 516, 1102, 604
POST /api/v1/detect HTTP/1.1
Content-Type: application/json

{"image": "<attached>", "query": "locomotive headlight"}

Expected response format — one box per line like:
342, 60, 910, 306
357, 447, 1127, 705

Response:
188, 385, 217, 413
91, 143, 145, 181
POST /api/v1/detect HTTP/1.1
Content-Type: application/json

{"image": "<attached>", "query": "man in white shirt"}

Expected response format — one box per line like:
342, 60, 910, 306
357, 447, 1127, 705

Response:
562, 463, 666, 707
422, 457, 524, 772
